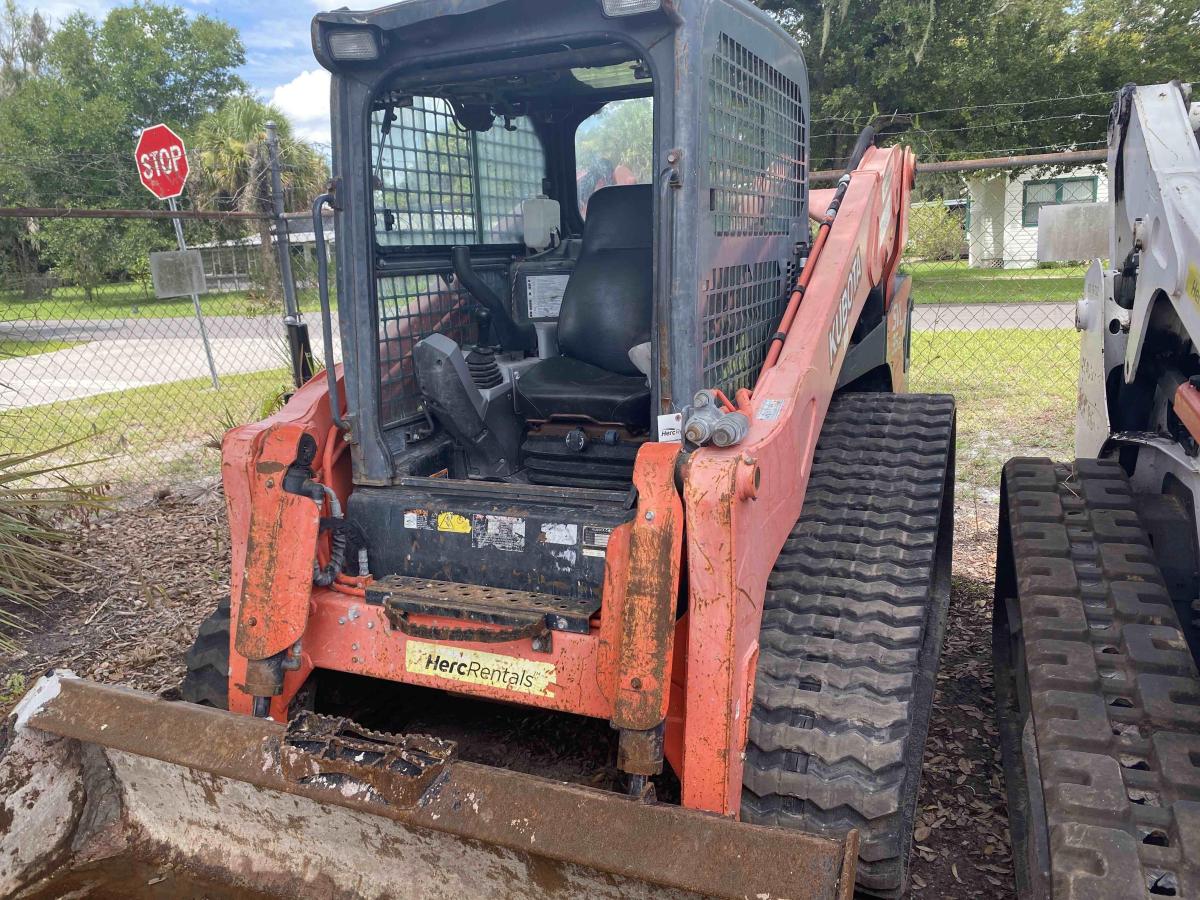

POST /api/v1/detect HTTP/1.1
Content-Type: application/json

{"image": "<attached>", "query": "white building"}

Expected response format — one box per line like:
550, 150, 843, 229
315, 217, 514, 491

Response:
965, 165, 1108, 268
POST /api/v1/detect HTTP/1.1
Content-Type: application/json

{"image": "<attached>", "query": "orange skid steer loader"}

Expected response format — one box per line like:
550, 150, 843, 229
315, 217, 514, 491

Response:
0, 1, 955, 897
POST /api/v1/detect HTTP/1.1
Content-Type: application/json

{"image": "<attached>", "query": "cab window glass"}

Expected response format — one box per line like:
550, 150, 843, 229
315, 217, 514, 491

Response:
575, 96, 652, 216
372, 96, 545, 246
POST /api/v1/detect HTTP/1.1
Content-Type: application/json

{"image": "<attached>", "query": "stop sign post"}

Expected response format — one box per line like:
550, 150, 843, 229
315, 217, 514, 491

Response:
135, 124, 219, 389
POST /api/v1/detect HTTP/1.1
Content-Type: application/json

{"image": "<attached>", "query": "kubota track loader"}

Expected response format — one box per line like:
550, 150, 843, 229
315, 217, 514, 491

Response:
1, 2, 956, 897
995, 81, 1200, 899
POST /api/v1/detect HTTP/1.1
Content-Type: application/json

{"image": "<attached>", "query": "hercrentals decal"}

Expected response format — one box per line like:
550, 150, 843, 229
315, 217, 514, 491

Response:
405, 640, 557, 697
827, 251, 864, 370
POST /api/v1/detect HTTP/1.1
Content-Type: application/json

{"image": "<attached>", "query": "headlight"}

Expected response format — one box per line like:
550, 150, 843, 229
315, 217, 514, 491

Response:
327, 29, 379, 61
601, 0, 661, 16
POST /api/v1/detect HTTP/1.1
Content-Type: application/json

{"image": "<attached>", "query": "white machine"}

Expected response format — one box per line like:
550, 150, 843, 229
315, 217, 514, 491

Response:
997, 81, 1200, 900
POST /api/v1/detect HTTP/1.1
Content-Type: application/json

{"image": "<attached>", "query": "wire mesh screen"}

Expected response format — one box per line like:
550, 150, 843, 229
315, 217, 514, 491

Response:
478, 124, 545, 243
901, 163, 1102, 503
707, 32, 805, 237
700, 261, 785, 397
372, 97, 545, 247
376, 267, 506, 427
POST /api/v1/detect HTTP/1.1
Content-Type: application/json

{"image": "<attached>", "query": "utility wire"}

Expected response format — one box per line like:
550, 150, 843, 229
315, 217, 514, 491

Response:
812, 89, 1118, 125
813, 112, 1110, 140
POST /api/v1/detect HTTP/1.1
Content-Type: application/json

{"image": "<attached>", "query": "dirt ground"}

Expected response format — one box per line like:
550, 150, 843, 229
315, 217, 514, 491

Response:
0, 485, 1015, 900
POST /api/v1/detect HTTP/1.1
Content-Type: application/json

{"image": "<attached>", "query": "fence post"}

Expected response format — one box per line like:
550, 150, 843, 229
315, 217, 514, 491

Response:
265, 121, 313, 388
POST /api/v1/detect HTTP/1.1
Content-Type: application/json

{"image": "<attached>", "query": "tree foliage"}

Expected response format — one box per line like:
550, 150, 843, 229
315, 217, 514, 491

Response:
190, 95, 329, 303
0, 0, 47, 96
756, 0, 1200, 169
0, 3, 327, 300
192, 95, 327, 216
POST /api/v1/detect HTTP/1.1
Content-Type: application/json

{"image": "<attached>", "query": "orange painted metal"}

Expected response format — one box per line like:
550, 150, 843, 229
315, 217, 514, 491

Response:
1176, 381, 1200, 442
230, 423, 320, 661
221, 146, 915, 819
680, 145, 915, 815
298, 590, 615, 718
612, 443, 685, 731
224, 366, 342, 710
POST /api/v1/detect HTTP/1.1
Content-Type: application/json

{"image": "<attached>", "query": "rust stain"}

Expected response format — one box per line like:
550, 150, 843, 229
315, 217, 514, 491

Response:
611, 444, 685, 751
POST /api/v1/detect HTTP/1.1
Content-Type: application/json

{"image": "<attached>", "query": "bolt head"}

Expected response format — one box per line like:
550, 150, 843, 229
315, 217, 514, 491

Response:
644, 510, 655, 521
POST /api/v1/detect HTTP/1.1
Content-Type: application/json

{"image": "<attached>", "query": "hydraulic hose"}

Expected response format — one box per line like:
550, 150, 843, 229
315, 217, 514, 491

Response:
312, 482, 346, 587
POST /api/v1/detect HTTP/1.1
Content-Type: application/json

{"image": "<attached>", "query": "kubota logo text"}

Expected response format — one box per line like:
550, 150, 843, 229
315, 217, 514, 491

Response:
404, 640, 556, 697
827, 252, 864, 370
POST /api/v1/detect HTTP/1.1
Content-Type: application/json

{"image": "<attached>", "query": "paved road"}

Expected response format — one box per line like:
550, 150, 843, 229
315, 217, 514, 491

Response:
912, 302, 1074, 331
1, 303, 1072, 410
1, 314, 343, 409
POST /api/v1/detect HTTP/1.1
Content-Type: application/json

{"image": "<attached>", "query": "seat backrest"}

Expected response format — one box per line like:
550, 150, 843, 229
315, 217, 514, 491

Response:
556, 184, 653, 376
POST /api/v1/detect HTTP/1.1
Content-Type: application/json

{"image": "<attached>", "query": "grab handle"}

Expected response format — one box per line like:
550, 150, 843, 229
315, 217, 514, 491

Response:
312, 192, 346, 431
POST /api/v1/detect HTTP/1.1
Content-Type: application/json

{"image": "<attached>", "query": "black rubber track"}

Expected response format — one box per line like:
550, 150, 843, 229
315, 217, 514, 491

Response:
994, 458, 1200, 899
741, 392, 956, 898
180, 600, 230, 709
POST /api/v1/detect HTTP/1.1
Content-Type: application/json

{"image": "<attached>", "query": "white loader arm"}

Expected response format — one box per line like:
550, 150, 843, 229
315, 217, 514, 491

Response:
1115, 82, 1200, 383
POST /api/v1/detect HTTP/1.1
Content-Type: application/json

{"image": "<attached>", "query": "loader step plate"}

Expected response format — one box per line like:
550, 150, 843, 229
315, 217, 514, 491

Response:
367, 575, 599, 634
741, 393, 956, 899
995, 459, 1200, 899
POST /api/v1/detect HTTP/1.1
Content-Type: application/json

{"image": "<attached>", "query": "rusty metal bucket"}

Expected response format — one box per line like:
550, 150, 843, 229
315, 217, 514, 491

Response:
1, 674, 857, 899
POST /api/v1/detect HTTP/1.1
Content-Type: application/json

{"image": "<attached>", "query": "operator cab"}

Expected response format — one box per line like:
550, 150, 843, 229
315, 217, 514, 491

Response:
312, 0, 807, 598
361, 41, 658, 490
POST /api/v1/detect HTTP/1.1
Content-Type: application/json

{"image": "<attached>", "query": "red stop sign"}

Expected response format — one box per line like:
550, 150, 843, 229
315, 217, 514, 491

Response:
135, 123, 189, 200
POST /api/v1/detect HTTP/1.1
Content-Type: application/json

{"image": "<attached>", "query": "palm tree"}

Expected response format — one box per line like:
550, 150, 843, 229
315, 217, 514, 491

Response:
190, 95, 327, 304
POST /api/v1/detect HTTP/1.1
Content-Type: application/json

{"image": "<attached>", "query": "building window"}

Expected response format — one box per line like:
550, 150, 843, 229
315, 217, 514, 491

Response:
1021, 176, 1097, 227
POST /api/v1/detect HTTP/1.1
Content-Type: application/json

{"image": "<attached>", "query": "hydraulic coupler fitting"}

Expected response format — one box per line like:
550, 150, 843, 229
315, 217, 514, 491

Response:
711, 410, 750, 448
683, 390, 750, 448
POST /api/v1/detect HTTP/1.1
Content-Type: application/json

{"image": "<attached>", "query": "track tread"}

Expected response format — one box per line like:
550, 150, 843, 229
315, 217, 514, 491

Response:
740, 393, 955, 897
180, 600, 230, 709
995, 458, 1200, 900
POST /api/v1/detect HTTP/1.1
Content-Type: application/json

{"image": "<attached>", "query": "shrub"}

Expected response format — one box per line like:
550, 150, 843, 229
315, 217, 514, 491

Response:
907, 202, 966, 261
0, 446, 107, 651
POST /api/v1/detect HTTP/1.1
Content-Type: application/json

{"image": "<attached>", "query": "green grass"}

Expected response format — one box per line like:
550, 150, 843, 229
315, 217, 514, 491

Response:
0, 338, 83, 358
0, 282, 326, 321
0, 367, 292, 480
907, 260, 1085, 306
910, 327, 1079, 497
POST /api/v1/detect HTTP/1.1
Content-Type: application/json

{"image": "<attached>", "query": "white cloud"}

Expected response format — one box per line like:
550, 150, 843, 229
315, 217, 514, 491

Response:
270, 68, 331, 148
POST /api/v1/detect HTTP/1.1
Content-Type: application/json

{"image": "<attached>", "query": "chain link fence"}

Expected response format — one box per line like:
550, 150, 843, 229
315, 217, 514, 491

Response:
0, 209, 333, 483
902, 158, 1098, 504
1, 152, 1096, 497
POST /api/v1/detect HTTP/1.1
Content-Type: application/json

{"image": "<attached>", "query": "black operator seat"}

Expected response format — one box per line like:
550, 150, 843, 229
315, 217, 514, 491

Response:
516, 184, 653, 429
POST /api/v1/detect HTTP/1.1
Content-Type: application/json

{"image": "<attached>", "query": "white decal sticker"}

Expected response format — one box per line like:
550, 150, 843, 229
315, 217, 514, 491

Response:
472, 514, 526, 552
757, 398, 785, 421
526, 274, 571, 319
539, 522, 578, 546
403, 508, 431, 529
582, 525, 612, 559
657, 412, 683, 443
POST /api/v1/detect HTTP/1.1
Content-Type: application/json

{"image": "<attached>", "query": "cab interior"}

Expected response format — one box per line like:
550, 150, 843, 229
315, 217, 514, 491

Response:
368, 40, 658, 491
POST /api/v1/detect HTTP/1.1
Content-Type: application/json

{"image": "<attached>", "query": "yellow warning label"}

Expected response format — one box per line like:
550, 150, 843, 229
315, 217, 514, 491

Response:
1188, 263, 1200, 309
436, 511, 471, 533
405, 641, 556, 697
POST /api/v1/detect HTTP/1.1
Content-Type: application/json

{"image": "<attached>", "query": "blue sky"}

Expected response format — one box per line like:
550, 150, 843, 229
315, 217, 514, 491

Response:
29, 0, 333, 145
